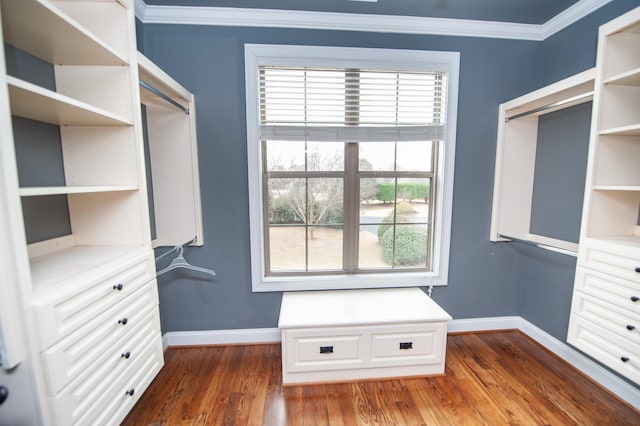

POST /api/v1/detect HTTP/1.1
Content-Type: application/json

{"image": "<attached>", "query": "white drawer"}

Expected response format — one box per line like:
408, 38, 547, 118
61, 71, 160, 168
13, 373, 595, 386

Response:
41, 281, 159, 395
571, 291, 640, 346
284, 328, 364, 373
579, 242, 640, 282
370, 323, 446, 368
568, 315, 640, 385
48, 310, 163, 426
33, 251, 156, 349
574, 266, 640, 311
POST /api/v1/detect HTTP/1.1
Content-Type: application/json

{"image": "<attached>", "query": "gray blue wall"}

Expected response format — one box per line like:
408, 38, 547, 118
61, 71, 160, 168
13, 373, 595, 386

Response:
139, 1, 639, 342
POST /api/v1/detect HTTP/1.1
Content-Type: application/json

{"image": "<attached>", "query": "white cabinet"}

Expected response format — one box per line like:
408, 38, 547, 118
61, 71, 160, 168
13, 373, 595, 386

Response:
278, 288, 451, 384
568, 7, 640, 385
0, 0, 164, 424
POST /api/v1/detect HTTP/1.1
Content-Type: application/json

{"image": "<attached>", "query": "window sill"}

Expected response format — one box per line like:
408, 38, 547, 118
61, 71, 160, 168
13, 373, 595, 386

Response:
252, 271, 446, 292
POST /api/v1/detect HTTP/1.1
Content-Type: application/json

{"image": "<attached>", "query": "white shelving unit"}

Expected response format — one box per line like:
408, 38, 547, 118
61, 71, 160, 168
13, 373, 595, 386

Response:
0, 0, 164, 424
490, 68, 595, 254
568, 7, 640, 385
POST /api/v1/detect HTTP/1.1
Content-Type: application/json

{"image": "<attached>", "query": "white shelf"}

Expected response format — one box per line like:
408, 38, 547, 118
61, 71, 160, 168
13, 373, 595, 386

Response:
593, 185, 640, 191
0, 0, 128, 66
7, 76, 132, 126
604, 67, 640, 86
29, 244, 147, 296
599, 124, 640, 136
19, 185, 138, 197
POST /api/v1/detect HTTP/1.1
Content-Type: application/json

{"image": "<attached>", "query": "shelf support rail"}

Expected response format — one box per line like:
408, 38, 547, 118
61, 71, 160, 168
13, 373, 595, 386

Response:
505, 92, 593, 122
139, 80, 190, 114
497, 233, 578, 257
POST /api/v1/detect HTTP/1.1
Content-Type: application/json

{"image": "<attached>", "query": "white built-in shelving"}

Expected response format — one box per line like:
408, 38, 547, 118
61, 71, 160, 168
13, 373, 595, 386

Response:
568, 7, 640, 386
0, 0, 164, 423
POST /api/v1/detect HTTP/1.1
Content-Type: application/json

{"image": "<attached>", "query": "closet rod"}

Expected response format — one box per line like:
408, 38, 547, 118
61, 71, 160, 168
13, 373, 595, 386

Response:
505, 92, 592, 122
497, 234, 578, 257
139, 80, 190, 114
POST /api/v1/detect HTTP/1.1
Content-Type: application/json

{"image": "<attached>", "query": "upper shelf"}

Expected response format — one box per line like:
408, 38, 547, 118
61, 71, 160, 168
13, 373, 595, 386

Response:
605, 67, 640, 86
7, 76, 132, 126
0, 0, 128, 66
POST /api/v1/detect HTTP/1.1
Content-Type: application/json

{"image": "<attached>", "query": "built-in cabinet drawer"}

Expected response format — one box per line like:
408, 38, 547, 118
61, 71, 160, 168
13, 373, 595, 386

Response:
578, 240, 640, 282
48, 319, 163, 426
41, 281, 159, 395
573, 267, 640, 311
568, 315, 640, 385
570, 291, 639, 346
33, 251, 156, 350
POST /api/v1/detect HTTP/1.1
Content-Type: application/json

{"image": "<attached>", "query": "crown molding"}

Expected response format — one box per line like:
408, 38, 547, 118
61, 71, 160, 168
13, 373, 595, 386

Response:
540, 0, 612, 39
135, 0, 612, 41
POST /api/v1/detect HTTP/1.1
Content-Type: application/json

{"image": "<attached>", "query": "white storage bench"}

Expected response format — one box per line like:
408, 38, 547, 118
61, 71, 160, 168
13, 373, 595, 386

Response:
278, 287, 452, 385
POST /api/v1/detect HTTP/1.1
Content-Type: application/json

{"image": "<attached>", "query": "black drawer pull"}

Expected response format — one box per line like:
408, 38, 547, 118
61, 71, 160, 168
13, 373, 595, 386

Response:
113, 283, 124, 291
121, 351, 131, 359
635, 267, 640, 273
0, 386, 8, 406
126, 388, 135, 396
631, 296, 640, 302
319, 346, 334, 354
118, 318, 128, 325
399, 342, 413, 350
627, 325, 636, 331
621, 356, 630, 363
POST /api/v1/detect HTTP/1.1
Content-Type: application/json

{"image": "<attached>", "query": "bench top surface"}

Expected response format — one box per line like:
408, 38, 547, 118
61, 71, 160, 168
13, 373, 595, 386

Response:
278, 287, 452, 328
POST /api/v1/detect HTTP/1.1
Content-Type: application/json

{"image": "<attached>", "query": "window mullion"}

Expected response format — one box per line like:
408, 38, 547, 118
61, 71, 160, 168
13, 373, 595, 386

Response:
344, 143, 359, 273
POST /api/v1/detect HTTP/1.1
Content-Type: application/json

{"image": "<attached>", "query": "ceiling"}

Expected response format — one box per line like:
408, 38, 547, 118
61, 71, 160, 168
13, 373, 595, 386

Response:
141, 0, 582, 25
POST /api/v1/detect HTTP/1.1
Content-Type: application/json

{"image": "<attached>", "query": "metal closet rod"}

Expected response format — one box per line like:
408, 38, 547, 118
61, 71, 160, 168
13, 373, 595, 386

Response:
497, 233, 578, 257
139, 80, 190, 114
505, 92, 593, 122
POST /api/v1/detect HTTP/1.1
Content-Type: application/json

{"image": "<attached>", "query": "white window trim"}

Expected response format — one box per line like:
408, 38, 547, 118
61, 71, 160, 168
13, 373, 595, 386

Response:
245, 44, 459, 292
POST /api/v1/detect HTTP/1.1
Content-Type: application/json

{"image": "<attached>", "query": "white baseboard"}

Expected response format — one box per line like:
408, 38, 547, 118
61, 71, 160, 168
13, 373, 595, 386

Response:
162, 327, 280, 348
162, 316, 639, 408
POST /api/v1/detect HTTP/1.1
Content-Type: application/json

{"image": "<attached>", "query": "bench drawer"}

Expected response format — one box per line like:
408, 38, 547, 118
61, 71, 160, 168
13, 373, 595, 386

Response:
371, 323, 446, 367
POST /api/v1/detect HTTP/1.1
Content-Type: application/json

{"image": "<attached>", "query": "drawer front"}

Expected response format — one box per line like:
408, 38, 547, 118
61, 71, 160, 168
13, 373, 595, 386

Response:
568, 315, 640, 385
48, 310, 163, 426
284, 328, 365, 373
579, 243, 640, 282
41, 281, 159, 395
34, 251, 156, 349
574, 267, 640, 311
370, 323, 446, 367
571, 291, 640, 346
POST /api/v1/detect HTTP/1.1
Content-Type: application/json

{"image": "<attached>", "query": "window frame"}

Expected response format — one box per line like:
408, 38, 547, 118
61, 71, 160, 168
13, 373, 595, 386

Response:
245, 44, 460, 292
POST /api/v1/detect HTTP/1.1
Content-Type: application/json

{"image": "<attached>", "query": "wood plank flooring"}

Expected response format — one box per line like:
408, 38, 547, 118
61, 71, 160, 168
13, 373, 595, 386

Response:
123, 331, 639, 425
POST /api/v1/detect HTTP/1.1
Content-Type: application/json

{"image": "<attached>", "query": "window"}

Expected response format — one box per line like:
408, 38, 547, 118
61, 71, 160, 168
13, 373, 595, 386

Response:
245, 45, 459, 292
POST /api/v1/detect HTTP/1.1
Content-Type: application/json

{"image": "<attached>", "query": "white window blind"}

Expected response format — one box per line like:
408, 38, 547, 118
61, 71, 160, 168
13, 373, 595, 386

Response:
259, 67, 447, 142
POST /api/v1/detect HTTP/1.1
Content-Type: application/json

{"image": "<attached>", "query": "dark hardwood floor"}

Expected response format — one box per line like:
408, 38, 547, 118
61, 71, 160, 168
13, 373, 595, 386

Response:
123, 331, 639, 425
